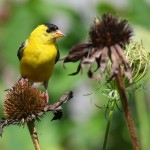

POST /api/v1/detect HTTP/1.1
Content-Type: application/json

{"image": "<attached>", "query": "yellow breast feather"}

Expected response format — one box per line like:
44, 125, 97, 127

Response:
20, 42, 58, 82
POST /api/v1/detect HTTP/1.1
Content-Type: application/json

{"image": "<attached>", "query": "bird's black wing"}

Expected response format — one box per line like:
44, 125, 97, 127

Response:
17, 40, 27, 60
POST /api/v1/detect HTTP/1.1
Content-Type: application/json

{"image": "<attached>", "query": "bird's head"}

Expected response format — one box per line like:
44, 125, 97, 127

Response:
29, 23, 64, 44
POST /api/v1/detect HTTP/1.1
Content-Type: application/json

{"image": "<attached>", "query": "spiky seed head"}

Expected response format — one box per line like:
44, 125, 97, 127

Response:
4, 79, 47, 123
89, 13, 133, 48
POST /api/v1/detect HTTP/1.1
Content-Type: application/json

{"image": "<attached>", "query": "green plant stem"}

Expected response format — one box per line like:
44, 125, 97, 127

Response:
116, 68, 140, 150
102, 100, 115, 150
27, 121, 41, 150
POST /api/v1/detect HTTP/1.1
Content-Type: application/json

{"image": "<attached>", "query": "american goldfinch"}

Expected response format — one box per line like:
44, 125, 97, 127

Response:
17, 23, 64, 102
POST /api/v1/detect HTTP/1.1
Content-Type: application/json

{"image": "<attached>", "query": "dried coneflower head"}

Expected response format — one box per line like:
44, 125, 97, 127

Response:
63, 13, 133, 82
4, 78, 47, 123
0, 78, 73, 136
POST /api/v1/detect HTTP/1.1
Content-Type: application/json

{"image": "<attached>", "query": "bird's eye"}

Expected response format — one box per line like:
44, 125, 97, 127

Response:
46, 29, 51, 33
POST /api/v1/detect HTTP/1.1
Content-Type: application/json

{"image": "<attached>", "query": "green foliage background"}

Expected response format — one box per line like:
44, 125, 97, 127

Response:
0, 0, 150, 150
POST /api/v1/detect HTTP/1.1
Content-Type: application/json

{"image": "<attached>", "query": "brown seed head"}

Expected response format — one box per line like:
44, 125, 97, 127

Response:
4, 78, 47, 123
89, 13, 133, 48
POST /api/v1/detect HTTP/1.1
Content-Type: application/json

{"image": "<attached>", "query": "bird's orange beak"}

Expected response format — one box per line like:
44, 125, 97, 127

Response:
53, 30, 65, 39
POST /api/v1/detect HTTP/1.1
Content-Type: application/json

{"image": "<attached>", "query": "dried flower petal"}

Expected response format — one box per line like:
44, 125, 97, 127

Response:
63, 44, 93, 63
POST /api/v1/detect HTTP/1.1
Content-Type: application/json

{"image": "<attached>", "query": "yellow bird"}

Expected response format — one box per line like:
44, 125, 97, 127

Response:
17, 23, 64, 102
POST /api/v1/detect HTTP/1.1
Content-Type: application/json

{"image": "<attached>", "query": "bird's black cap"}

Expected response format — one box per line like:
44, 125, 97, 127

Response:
45, 23, 59, 33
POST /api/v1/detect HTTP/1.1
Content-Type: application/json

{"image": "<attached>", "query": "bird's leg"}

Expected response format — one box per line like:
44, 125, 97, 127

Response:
32, 82, 41, 88
45, 89, 49, 104
44, 81, 49, 104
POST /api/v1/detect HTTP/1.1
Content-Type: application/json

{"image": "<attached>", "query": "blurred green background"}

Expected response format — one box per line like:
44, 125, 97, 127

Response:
0, 0, 150, 150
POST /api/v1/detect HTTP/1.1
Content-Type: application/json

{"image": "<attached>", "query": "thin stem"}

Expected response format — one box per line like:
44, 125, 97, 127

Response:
116, 68, 140, 150
27, 121, 41, 150
103, 120, 110, 150
102, 100, 115, 150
